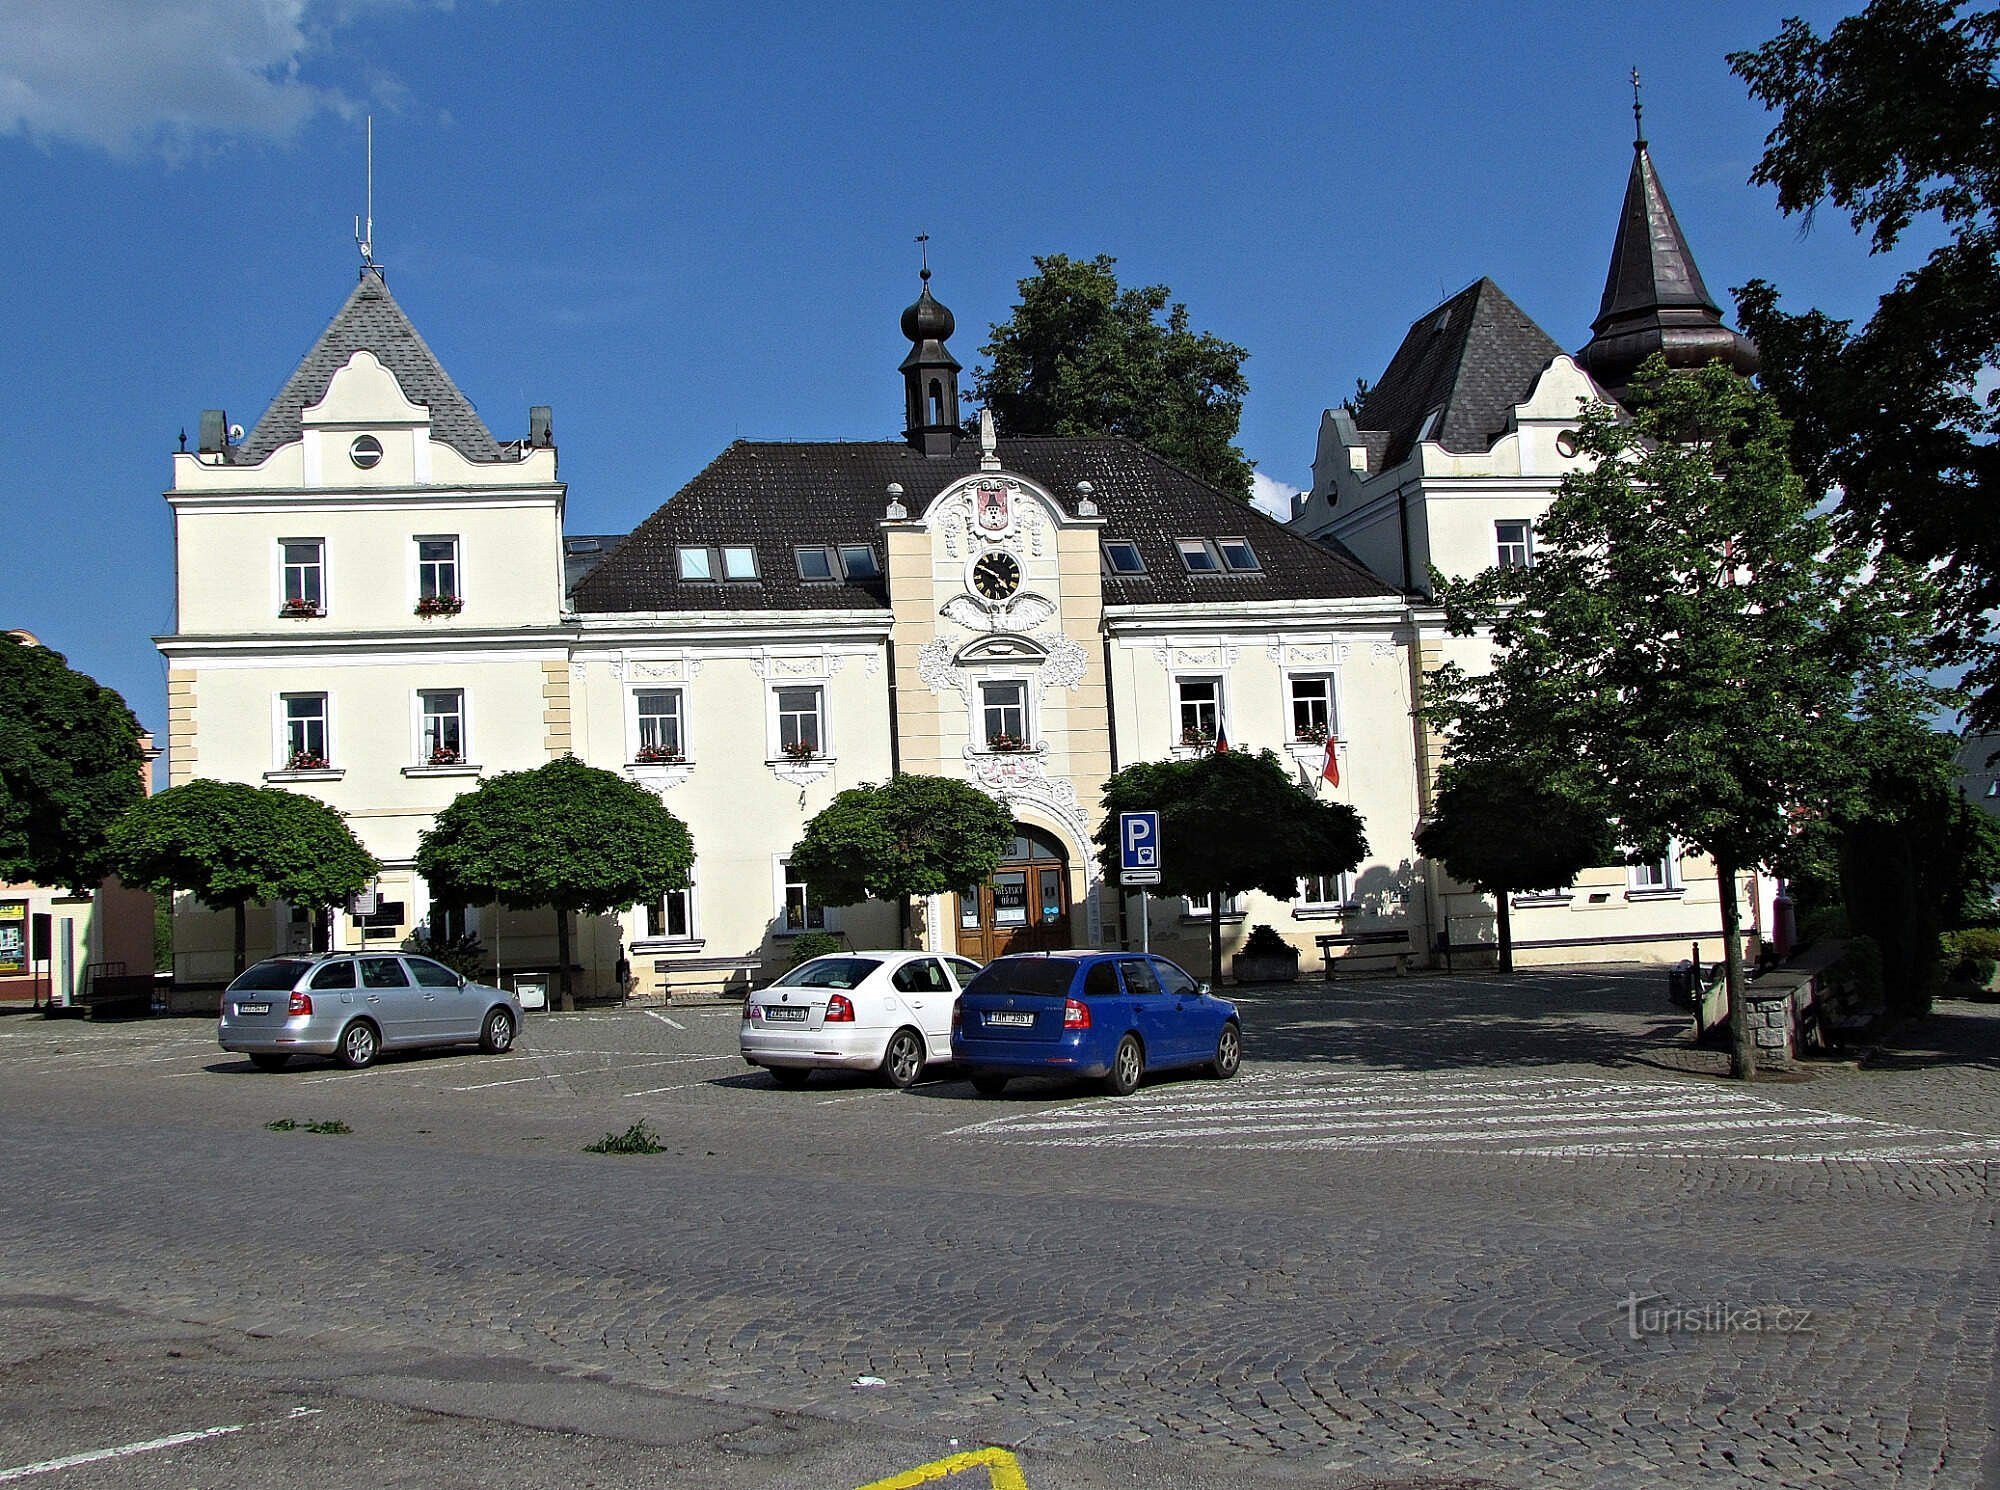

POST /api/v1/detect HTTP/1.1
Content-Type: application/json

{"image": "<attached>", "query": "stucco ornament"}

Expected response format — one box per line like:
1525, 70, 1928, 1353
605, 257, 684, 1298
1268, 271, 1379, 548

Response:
939, 590, 1055, 635
1036, 633, 1088, 691
963, 745, 1092, 847
627, 761, 693, 795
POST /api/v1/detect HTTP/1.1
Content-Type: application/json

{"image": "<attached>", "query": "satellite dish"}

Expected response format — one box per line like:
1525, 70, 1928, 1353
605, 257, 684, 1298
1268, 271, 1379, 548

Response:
228, 423, 245, 444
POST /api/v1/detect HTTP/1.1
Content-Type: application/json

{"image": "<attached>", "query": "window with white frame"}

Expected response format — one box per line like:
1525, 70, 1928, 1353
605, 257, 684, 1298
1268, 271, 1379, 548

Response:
281, 539, 324, 612
775, 686, 823, 758
417, 536, 460, 601
420, 689, 465, 764
1289, 675, 1336, 743
980, 680, 1027, 749
1177, 677, 1221, 744
1296, 871, 1350, 910
633, 688, 684, 761
1628, 848, 1679, 893
645, 864, 698, 941
1176, 538, 1221, 573
779, 859, 830, 933
721, 545, 759, 581
1183, 890, 1245, 920
677, 546, 713, 581
282, 693, 328, 767
1495, 519, 1533, 570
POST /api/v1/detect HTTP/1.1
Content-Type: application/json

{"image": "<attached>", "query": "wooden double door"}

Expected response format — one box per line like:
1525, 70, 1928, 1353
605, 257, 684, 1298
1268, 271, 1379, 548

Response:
954, 825, 1071, 962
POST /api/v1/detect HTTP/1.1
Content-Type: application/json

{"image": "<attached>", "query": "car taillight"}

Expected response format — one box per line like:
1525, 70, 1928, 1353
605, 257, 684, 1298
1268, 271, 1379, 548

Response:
950, 1001, 962, 1033
742, 1000, 757, 1022
287, 992, 312, 1017
825, 994, 855, 1023
1063, 998, 1090, 1030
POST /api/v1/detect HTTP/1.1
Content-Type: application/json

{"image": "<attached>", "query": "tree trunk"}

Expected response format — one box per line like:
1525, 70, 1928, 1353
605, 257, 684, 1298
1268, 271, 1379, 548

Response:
1209, 890, 1224, 988
555, 907, 575, 1012
1495, 891, 1514, 975
232, 900, 247, 978
1717, 860, 1756, 1080
898, 895, 912, 951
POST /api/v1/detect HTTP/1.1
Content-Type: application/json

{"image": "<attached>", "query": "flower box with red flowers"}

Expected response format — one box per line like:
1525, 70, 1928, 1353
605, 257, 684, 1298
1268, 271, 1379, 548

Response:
286, 750, 329, 771
986, 732, 1029, 753
782, 739, 818, 762
280, 597, 322, 618
415, 594, 464, 618
634, 744, 684, 765
1294, 723, 1329, 745
1180, 726, 1216, 748
428, 746, 462, 767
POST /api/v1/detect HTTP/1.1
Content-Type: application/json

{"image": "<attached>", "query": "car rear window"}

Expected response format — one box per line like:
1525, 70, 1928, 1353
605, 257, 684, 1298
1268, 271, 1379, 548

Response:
771, 957, 881, 990
226, 960, 310, 992
964, 958, 1079, 998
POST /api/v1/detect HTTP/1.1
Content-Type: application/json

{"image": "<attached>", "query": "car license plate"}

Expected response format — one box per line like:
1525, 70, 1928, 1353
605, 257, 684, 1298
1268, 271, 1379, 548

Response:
987, 1011, 1034, 1027
239, 1002, 270, 1015
765, 1006, 807, 1022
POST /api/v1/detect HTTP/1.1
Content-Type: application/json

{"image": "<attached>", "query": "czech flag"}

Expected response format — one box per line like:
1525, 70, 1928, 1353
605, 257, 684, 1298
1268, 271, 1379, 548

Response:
1213, 723, 1230, 754
1322, 735, 1340, 786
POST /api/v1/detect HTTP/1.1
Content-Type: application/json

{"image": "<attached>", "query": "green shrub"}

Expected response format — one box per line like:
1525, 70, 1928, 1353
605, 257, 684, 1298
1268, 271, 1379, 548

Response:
584, 1120, 664, 1155
787, 931, 844, 967
1795, 904, 1849, 949
1941, 928, 2000, 986
1239, 923, 1293, 957
1832, 934, 1884, 1009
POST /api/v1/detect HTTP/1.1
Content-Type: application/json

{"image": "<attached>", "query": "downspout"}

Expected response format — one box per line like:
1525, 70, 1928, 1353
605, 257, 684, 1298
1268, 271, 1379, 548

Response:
1102, 631, 1126, 950
1397, 481, 1416, 596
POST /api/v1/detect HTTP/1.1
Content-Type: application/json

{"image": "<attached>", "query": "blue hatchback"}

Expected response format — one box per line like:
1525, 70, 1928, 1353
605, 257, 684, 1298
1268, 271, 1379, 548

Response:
951, 951, 1242, 1097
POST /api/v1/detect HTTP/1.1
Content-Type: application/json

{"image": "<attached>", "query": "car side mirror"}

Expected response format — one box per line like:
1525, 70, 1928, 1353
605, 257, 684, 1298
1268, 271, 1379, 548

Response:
1199, 982, 1212, 997
457, 974, 468, 989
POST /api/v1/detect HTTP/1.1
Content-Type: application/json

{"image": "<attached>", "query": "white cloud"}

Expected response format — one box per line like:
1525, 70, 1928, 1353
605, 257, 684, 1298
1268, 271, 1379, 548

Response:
0, 0, 367, 156
1250, 470, 1303, 523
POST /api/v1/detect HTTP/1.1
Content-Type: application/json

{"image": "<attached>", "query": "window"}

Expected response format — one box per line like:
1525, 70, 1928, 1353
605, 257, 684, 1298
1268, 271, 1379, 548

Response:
1184, 891, 1245, 919
796, 547, 835, 581
1216, 537, 1261, 572
1496, 520, 1533, 570
776, 686, 823, 758
408, 957, 461, 989
780, 860, 826, 933
1083, 961, 1120, 997
891, 958, 950, 995
359, 956, 410, 987
1102, 540, 1145, 575
721, 545, 758, 581
1176, 538, 1220, 573
1177, 677, 1221, 743
308, 960, 354, 991
283, 693, 328, 767
420, 689, 465, 764
1629, 849, 1679, 893
417, 537, 459, 600
282, 539, 324, 611
1118, 958, 1162, 995
980, 680, 1027, 749
349, 435, 384, 469
1289, 676, 1336, 743
837, 544, 879, 579
1298, 872, 1351, 909
677, 546, 713, 581
645, 864, 697, 940
634, 689, 684, 760
1155, 960, 1200, 998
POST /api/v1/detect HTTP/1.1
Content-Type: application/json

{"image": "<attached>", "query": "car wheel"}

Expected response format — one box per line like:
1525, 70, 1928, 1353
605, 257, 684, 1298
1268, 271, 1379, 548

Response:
1210, 1021, 1242, 1079
970, 1072, 1009, 1096
335, 1020, 379, 1070
879, 1027, 925, 1089
768, 1066, 811, 1088
480, 1008, 516, 1054
1102, 1034, 1144, 1097
248, 1052, 290, 1072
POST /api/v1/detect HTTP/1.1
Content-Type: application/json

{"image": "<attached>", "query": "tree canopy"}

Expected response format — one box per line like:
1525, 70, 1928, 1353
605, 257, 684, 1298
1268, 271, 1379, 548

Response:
972, 253, 1255, 499
1094, 748, 1368, 986
1731, 1, 2000, 730
109, 778, 377, 975
1428, 359, 1945, 1075
788, 774, 1013, 937
415, 756, 693, 1008
0, 634, 146, 891
1414, 757, 1615, 974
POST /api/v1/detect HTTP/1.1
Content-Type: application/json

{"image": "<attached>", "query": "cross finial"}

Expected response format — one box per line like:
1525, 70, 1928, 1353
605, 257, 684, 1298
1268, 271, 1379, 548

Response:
916, 230, 930, 284
1631, 66, 1645, 149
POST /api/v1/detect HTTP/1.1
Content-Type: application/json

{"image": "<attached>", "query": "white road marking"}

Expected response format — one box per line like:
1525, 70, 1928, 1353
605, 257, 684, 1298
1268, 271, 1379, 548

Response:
450, 1052, 739, 1092
0, 1408, 320, 1482
644, 1011, 686, 1030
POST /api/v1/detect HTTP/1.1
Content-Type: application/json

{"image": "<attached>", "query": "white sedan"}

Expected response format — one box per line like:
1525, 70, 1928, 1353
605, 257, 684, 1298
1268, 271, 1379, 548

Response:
740, 950, 983, 1088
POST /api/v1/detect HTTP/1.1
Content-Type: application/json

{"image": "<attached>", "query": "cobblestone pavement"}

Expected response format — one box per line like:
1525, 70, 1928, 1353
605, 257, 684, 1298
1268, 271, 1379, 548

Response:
2, 969, 1996, 1489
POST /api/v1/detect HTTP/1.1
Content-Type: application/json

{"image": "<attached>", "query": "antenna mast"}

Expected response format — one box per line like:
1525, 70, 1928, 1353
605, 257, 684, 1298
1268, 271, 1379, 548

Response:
354, 116, 376, 270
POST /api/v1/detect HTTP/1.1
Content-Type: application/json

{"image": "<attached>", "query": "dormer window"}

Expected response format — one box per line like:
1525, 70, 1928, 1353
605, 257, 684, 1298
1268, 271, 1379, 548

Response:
1176, 539, 1220, 573
1102, 541, 1145, 575
1216, 537, 1260, 572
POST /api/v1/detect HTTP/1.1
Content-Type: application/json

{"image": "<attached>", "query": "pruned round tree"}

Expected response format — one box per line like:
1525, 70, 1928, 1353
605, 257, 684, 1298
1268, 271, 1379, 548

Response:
0, 633, 146, 891
1094, 748, 1368, 986
788, 774, 1014, 943
109, 778, 377, 976
415, 756, 693, 1010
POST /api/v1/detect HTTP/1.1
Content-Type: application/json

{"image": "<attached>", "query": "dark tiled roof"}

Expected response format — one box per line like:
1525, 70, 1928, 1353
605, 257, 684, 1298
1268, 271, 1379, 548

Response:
1354, 278, 1567, 470
570, 436, 1397, 614
563, 535, 626, 596
234, 268, 505, 465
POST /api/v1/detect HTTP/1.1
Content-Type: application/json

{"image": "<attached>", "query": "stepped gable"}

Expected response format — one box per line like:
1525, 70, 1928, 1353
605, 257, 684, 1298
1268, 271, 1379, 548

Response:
234, 266, 504, 465
1353, 278, 1568, 471
569, 435, 1397, 614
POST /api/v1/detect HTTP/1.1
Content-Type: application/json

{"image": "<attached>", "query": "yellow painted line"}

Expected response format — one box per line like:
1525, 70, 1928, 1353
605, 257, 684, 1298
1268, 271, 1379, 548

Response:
852, 1447, 1027, 1490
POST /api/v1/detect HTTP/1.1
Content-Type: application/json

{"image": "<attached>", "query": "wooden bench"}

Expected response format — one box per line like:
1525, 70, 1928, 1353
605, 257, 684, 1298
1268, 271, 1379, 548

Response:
652, 955, 765, 1004
1314, 929, 1416, 979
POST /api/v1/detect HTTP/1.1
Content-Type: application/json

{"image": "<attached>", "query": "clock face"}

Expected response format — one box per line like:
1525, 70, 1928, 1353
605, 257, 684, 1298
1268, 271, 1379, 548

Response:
971, 551, 1021, 602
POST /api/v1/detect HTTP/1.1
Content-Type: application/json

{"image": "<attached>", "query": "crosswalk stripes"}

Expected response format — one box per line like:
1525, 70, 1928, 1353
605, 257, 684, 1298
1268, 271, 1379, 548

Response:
943, 1070, 2000, 1163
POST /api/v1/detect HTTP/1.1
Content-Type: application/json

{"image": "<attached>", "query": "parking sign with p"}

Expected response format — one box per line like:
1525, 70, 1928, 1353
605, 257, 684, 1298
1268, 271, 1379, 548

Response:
1119, 810, 1161, 885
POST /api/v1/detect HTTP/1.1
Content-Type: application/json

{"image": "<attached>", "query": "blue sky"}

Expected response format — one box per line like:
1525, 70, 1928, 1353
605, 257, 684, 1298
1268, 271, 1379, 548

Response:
1, 0, 1899, 741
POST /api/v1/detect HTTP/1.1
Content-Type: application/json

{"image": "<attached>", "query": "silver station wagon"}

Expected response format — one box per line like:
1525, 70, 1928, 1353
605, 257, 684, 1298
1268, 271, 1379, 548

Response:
218, 952, 524, 1071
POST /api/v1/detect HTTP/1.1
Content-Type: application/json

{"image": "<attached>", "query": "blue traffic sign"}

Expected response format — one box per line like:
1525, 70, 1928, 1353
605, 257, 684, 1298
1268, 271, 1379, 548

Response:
1119, 810, 1161, 872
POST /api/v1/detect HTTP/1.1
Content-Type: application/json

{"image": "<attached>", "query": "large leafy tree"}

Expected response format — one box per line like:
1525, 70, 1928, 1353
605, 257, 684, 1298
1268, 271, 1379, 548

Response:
788, 774, 1014, 944
415, 757, 692, 1010
0, 634, 146, 891
973, 253, 1254, 499
109, 779, 377, 977
1094, 748, 1368, 987
1415, 757, 1616, 975
1428, 360, 1944, 1077
1731, 1, 2000, 730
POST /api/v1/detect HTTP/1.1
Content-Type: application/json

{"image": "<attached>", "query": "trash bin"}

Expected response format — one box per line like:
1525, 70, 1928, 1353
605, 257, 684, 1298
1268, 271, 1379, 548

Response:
1666, 959, 1695, 1010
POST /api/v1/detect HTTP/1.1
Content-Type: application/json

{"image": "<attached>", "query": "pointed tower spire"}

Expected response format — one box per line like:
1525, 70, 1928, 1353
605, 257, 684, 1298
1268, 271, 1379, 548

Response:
1577, 87, 1758, 404
899, 233, 962, 456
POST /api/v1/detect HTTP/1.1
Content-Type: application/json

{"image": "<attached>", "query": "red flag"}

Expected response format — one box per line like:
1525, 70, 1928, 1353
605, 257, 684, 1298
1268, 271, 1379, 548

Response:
1213, 723, 1229, 754
1321, 735, 1340, 786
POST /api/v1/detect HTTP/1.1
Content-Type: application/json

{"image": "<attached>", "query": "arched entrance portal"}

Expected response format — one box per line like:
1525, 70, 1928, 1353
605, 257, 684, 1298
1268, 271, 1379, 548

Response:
955, 824, 1071, 961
